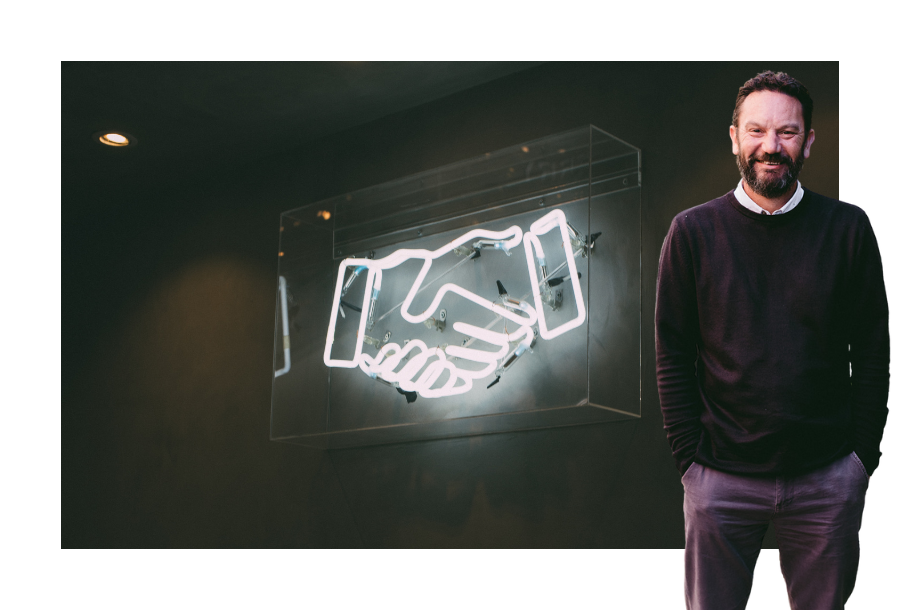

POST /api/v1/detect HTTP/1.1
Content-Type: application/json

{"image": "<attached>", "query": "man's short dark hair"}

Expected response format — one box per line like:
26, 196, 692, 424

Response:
733, 71, 814, 133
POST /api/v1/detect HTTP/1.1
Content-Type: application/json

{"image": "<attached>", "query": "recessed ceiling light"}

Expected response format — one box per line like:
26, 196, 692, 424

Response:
92, 131, 137, 148
100, 133, 129, 146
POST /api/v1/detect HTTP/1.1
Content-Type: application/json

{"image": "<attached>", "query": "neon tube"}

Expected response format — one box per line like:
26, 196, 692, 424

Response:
274, 275, 291, 378
357, 320, 536, 399
524, 209, 587, 340
322, 210, 586, 398
324, 261, 380, 368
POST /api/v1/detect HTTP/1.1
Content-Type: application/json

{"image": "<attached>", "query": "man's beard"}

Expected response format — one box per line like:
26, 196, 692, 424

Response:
736, 144, 805, 199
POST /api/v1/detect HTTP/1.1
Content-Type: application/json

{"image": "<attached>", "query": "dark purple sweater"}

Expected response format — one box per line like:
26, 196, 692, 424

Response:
655, 189, 889, 477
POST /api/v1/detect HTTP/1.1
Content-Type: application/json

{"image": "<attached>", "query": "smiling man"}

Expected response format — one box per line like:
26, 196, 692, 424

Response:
655, 71, 890, 609
731, 87, 814, 211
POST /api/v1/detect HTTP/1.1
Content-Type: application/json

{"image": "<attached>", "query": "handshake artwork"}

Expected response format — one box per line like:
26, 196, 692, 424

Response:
320, 209, 598, 401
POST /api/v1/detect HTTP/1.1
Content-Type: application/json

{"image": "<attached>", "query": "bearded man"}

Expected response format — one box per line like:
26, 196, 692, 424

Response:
655, 71, 890, 609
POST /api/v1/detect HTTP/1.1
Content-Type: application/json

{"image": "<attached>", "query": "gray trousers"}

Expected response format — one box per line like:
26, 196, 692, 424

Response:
682, 452, 869, 610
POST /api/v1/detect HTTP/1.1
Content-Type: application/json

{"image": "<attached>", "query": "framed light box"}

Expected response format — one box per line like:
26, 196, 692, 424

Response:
272, 126, 641, 448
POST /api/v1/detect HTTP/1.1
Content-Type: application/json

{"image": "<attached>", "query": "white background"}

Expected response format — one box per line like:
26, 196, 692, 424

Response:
5, 3, 896, 608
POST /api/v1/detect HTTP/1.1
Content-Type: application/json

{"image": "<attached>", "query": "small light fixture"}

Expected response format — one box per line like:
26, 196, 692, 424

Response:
100, 133, 129, 146
92, 131, 137, 148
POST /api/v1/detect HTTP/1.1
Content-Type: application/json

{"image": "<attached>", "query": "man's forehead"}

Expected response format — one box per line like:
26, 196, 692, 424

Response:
737, 90, 804, 127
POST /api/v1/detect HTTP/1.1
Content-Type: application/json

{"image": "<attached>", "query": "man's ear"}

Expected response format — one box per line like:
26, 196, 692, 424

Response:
803, 129, 816, 159
729, 124, 739, 156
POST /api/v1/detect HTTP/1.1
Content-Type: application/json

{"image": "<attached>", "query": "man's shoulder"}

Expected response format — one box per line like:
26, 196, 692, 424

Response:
803, 187, 866, 216
802, 188, 870, 222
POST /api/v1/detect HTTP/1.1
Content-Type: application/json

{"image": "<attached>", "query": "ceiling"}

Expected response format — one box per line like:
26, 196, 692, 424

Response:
62, 62, 542, 200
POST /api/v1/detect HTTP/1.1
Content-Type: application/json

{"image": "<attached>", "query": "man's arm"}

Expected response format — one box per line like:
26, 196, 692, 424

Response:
655, 216, 704, 475
848, 213, 890, 476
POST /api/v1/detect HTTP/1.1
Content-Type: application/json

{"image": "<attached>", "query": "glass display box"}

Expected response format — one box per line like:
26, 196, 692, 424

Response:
271, 126, 641, 449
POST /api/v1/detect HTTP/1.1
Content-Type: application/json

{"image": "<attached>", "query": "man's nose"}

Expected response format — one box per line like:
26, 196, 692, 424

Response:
761, 131, 781, 154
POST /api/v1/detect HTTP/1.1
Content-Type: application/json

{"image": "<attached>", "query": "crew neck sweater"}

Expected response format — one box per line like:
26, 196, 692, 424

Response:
655, 189, 890, 477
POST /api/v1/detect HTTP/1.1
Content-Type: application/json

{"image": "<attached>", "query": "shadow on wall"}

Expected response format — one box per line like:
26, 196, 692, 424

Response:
309, 420, 644, 548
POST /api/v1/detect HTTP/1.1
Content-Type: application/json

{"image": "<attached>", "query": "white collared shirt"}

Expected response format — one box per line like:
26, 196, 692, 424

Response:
734, 179, 804, 215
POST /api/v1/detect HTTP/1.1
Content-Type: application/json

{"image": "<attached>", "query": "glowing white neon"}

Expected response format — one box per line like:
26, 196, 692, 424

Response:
524, 209, 587, 340
357, 322, 537, 398
324, 262, 382, 368
274, 275, 291, 378
323, 210, 586, 398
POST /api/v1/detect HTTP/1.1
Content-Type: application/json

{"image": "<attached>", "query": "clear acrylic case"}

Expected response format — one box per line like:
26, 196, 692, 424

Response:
272, 126, 641, 448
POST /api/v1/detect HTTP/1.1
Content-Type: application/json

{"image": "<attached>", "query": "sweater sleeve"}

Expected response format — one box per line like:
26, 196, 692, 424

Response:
655, 215, 704, 475
848, 213, 890, 476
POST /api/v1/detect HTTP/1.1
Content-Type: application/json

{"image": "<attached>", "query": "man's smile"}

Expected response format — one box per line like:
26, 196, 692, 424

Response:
751, 153, 790, 168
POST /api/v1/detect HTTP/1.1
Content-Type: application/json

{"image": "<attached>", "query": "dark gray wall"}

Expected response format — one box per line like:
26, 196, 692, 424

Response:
63, 62, 839, 548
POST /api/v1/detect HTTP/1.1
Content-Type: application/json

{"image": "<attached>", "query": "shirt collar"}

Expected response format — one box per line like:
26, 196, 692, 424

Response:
734, 179, 804, 215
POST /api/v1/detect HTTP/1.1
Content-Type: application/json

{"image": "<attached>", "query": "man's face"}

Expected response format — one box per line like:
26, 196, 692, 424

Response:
729, 90, 815, 200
